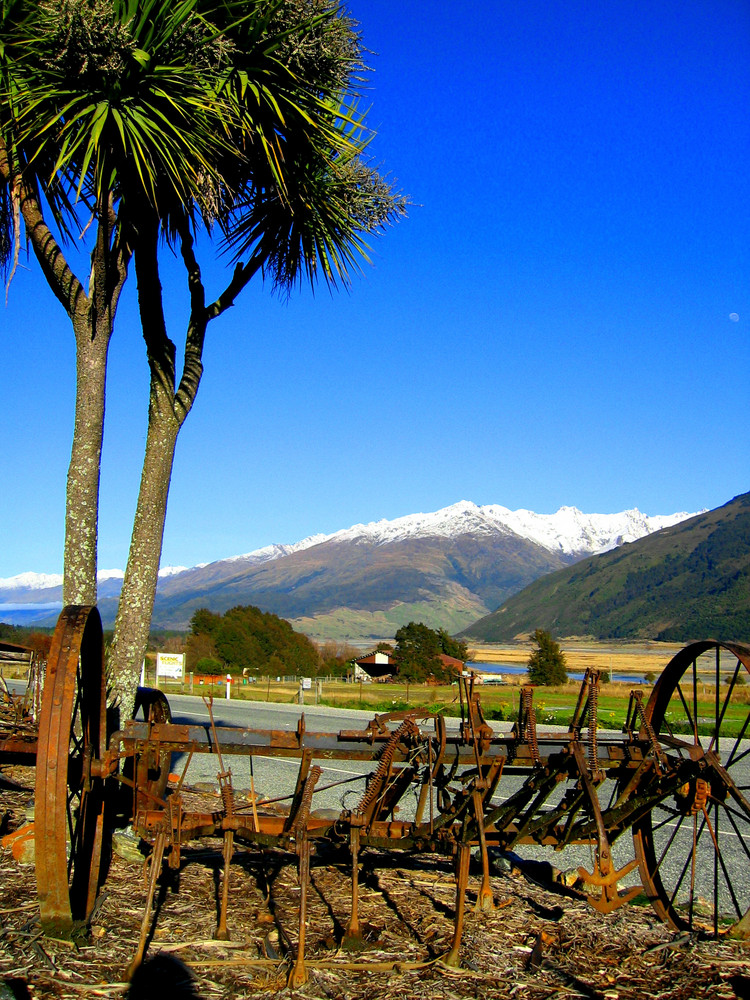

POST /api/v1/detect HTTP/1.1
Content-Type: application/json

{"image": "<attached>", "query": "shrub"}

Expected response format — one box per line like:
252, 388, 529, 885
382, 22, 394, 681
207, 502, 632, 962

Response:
527, 629, 568, 686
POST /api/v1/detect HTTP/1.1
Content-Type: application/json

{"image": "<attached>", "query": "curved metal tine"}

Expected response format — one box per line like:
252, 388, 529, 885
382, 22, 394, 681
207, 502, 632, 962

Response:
343, 826, 361, 945
202, 694, 227, 774
442, 843, 470, 968
126, 830, 167, 981
666, 810, 710, 925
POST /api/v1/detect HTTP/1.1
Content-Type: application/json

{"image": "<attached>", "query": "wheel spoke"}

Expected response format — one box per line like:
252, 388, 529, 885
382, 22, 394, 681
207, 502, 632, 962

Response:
725, 711, 750, 768
650, 805, 682, 832
721, 803, 750, 865
693, 656, 699, 744
605, 779, 618, 811
718, 798, 750, 831
709, 656, 743, 753
654, 810, 687, 874
676, 681, 697, 743
712, 803, 719, 934
666, 812, 703, 918
706, 803, 743, 923
661, 715, 686, 755
714, 647, 720, 744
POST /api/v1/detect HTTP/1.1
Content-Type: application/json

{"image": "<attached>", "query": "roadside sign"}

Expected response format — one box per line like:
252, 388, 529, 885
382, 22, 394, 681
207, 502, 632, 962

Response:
156, 652, 184, 680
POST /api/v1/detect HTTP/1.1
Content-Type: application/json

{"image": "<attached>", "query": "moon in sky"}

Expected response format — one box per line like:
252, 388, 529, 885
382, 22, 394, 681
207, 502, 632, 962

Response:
729, 313, 740, 322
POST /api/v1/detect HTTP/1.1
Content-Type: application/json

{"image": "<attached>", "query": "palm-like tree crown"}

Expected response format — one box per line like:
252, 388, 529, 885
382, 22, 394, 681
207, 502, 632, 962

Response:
1, 0, 405, 285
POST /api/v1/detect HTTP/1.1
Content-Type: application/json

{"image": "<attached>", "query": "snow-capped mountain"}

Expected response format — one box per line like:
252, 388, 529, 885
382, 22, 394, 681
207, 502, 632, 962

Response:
0, 568, 124, 591
0, 500, 701, 636
298, 501, 695, 556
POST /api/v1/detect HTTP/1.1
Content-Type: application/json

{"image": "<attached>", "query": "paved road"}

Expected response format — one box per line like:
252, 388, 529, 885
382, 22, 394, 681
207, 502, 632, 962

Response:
166, 693, 467, 816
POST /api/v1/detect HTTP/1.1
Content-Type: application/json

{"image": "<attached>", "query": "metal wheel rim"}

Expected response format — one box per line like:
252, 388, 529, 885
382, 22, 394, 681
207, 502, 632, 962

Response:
35, 605, 107, 935
633, 640, 750, 936
131, 686, 172, 814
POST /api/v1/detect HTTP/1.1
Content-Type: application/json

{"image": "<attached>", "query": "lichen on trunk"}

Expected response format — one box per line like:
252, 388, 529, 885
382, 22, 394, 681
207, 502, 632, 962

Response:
108, 390, 180, 714
107, 216, 204, 716
63, 313, 112, 606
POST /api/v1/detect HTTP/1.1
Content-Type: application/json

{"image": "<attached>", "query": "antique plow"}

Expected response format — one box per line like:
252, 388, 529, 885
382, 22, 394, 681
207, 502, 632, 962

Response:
25, 606, 750, 982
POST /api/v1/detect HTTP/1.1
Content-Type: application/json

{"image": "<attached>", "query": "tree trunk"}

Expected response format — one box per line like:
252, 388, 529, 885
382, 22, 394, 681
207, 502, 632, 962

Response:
108, 378, 180, 713
62, 313, 112, 606
107, 214, 203, 716
0, 156, 130, 609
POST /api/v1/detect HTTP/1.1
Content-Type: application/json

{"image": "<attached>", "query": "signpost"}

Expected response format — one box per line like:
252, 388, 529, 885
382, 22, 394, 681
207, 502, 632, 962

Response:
156, 652, 184, 684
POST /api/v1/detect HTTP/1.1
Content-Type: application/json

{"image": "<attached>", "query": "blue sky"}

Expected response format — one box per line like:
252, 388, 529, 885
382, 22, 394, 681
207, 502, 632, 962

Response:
2, 0, 749, 578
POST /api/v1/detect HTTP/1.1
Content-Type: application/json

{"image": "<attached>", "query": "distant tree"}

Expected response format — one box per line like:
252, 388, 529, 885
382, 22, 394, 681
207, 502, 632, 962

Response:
149, 634, 185, 655
188, 605, 318, 676
392, 622, 464, 683
267, 653, 284, 677
185, 630, 219, 673
527, 629, 568, 686
317, 640, 360, 677
190, 609, 220, 639
195, 657, 222, 674
392, 622, 441, 682
437, 628, 470, 661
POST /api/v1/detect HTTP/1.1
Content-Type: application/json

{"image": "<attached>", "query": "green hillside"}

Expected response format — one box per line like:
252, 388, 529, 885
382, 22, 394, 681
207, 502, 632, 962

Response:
462, 492, 750, 643
133, 530, 571, 633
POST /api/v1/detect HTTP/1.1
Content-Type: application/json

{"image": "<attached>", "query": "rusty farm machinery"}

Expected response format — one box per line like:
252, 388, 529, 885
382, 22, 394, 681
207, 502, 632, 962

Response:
3, 605, 750, 982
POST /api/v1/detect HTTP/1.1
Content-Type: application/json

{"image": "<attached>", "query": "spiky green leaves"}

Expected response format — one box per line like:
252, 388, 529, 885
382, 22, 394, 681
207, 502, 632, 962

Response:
0, 0, 405, 287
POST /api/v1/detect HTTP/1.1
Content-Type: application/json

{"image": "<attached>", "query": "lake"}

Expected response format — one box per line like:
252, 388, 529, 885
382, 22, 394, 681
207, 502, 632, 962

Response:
471, 660, 650, 684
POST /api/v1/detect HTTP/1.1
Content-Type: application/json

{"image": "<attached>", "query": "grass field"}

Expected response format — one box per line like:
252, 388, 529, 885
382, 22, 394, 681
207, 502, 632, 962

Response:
168, 670, 750, 737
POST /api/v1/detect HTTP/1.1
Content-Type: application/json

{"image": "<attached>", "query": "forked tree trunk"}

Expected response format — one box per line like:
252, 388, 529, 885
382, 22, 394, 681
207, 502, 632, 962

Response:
107, 216, 205, 716
108, 381, 180, 714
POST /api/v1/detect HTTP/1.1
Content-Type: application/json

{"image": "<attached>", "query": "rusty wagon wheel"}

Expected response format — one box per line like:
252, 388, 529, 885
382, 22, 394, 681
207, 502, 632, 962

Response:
127, 686, 172, 815
633, 640, 750, 937
35, 606, 109, 936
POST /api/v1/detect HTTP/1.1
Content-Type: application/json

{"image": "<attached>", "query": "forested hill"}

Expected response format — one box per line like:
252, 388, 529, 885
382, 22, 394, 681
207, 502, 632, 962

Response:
462, 492, 750, 643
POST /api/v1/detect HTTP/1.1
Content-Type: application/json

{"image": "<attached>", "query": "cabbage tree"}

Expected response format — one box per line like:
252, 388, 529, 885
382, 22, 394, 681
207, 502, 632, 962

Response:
1, 0, 405, 713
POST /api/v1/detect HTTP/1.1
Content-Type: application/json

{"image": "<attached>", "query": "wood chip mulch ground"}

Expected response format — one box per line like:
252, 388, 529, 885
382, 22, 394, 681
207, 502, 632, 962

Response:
1, 767, 748, 1000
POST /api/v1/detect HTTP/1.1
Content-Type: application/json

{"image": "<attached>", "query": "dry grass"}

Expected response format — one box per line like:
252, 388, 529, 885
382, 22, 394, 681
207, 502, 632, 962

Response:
468, 641, 686, 676
1, 766, 748, 999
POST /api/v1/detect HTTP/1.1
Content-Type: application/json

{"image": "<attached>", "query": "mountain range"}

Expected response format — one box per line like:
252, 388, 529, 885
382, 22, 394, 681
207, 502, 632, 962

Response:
0, 501, 697, 639
463, 492, 750, 643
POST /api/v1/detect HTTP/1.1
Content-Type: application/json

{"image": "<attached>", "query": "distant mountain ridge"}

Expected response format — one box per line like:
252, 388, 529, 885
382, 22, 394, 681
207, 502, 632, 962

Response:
0, 500, 698, 637
462, 492, 750, 643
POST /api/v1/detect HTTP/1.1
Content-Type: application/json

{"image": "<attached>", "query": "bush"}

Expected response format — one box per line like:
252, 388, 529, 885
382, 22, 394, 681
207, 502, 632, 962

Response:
726, 672, 746, 686
527, 629, 568, 686
195, 657, 222, 673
